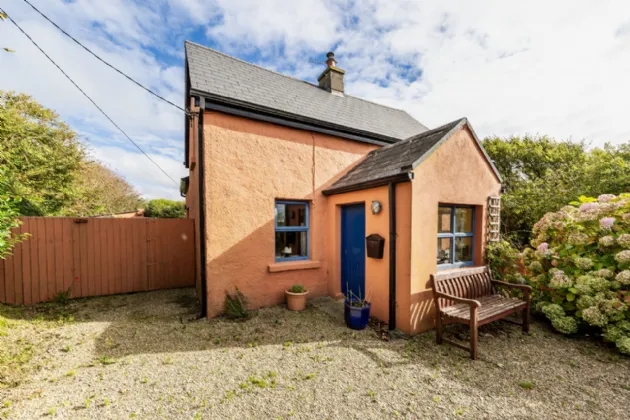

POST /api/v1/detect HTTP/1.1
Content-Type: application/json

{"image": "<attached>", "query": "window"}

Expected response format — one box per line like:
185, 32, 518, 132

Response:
275, 201, 309, 261
437, 205, 475, 269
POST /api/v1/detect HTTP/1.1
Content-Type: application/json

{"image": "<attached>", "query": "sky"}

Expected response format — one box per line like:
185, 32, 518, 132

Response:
1, 0, 629, 200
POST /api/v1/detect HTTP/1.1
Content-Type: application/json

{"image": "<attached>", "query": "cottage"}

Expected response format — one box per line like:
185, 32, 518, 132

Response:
183, 41, 502, 333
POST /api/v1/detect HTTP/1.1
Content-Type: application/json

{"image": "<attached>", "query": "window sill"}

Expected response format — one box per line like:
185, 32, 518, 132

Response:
268, 260, 321, 273
437, 264, 477, 273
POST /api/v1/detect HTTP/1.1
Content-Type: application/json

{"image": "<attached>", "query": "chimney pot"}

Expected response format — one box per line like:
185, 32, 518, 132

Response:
325, 52, 336, 67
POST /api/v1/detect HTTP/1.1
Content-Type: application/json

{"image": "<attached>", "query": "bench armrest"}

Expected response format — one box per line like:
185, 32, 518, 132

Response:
491, 280, 532, 300
434, 291, 481, 308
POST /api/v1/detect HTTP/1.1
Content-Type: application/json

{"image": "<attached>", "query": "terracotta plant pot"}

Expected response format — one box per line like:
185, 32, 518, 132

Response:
286, 290, 309, 311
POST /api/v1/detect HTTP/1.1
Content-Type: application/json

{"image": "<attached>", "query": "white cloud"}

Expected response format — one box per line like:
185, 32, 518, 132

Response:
1, 0, 629, 203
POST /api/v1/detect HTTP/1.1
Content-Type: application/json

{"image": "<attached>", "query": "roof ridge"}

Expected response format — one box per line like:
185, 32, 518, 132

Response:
403, 117, 466, 142
185, 40, 417, 115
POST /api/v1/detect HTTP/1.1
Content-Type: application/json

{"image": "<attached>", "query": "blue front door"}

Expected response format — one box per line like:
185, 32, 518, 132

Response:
341, 204, 366, 300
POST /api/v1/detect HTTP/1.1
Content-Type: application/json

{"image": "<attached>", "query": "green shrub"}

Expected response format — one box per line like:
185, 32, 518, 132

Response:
288, 284, 307, 293
512, 194, 630, 354
144, 199, 185, 218
224, 289, 249, 320
487, 240, 525, 284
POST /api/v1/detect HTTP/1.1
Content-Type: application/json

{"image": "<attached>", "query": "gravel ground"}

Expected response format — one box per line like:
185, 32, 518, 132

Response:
1, 288, 629, 419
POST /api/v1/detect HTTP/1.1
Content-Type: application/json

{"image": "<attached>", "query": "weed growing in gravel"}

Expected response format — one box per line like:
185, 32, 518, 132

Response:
163, 357, 174, 365
61, 345, 72, 353
46, 407, 56, 416
65, 369, 76, 377
52, 288, 72, 306
103, 399, 110, 407
96, 355, 117, 365
519, 381, 535, 390
248, 375, 268, 388
224, 289, 250, 320
3, 401, 11, 408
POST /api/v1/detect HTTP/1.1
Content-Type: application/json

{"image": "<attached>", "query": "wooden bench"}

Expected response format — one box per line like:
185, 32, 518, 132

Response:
430, 266, 532, 359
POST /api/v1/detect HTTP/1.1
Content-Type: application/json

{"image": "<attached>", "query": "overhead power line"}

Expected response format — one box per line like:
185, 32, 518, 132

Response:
1, 7, 179, 185
20, 0, 188, 115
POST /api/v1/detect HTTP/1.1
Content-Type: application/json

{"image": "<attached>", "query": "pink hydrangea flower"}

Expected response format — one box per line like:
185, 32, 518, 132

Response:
599, 217, 615, 229
597, 194, 616, 203
536, 242, 549, 253
579, 202, 598, 212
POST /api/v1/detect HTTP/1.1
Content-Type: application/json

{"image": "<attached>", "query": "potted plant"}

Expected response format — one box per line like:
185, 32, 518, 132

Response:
344, 287, 371, 330
286, 284, 308, 311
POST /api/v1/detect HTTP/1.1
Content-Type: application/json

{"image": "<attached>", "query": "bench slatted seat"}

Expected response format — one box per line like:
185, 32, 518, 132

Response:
430, 266, 532, 359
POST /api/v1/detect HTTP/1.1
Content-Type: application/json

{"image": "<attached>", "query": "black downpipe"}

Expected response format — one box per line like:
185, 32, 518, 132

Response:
388, 183, 396, 330
197, 100, 208, 317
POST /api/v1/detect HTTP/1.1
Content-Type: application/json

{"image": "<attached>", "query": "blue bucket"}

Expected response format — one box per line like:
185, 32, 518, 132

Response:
344, 300, 371, 330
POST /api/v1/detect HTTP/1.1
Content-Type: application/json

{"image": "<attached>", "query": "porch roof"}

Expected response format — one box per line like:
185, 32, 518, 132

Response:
322, 118, 502, 196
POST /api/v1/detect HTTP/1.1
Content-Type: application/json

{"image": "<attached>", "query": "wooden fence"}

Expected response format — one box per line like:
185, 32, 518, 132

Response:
0, 217, 195, 305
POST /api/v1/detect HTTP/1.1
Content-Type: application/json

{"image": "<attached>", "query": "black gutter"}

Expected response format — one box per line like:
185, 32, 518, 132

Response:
388, 183, 397, 330
197, 94, 397, 147
197, 97, 208, 317
322, 173, 411, 196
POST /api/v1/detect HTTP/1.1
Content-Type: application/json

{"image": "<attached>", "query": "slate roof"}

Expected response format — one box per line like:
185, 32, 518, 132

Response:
185, 41, 428, 143
323, 118, 502, 195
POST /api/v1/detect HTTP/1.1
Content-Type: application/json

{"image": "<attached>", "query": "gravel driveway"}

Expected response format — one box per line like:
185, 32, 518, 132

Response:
1, 288, 629, 419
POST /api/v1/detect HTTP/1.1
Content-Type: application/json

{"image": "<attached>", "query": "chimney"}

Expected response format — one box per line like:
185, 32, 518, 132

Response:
318, 52, 345, 95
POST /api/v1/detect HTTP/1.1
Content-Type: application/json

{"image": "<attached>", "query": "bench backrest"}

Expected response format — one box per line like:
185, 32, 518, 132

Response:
431, 266, 494, 309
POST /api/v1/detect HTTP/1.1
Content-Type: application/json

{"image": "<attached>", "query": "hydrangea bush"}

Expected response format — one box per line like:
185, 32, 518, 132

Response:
495, 194, 630, 355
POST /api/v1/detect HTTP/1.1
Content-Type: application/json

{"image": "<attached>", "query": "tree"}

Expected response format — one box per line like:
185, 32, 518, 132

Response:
0, 91, 85, 215
0, 91, 145, 217
67, 161, 145, 216
483, 135, 630, 246
144, 199, 186, 218
0, 169, 27, 259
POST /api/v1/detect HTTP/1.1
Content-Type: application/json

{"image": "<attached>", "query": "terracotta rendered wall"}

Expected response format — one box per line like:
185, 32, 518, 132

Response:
409, 126, 502, 333
394, 182, 412, 333
185, 104, 203, 301
324, 183, 412, 331
325, 187, 390, 322
201, 112, 376, 317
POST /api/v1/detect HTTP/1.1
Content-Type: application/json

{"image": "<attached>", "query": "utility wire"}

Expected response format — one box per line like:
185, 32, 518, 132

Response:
20, 0, 188, 115
1, 7, 179, 185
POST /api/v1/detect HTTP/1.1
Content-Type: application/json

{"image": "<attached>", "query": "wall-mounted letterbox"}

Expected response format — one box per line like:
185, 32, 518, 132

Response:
366, 234, 385, 259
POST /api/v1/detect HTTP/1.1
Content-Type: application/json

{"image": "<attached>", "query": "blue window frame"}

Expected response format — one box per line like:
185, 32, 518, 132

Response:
437, 205, 475, 269
275, 200, 310, 262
